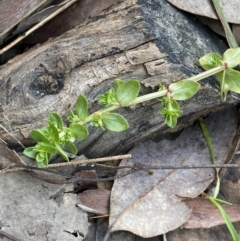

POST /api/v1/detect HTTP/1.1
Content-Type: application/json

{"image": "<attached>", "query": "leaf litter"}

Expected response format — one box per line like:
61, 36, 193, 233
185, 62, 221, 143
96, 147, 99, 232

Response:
105, 106, 239, 239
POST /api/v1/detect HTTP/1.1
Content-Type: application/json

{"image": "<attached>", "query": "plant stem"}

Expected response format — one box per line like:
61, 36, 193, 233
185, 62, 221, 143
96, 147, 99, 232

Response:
209, 197, 240, 241
132, 89, 168, 104
188, 65, 225, 82
83, 66, 226, 125
83, 89, 168, 123
199, 117, 216, 164
211, 0, 239, 48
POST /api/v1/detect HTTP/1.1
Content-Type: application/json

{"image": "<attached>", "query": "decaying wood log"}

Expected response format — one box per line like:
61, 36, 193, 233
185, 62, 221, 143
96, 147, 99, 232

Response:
0, 0, 235, 158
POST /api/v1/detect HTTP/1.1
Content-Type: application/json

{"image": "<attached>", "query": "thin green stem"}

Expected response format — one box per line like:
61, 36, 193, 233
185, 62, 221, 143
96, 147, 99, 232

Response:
212, 0, 238, 48
82, 89, 168, 124
199, 117, 216, 164
209, 197, 240, 241
131, 89, 168, 105
83, 104, 120, 123
188, 65, 225, 82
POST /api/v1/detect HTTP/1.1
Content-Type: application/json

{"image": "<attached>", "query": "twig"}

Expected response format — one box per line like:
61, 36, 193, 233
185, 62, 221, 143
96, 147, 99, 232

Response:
133, 163, 240, 170
0, 0, 79, 55
69, 168, 138, 183
44, 154, 132, 169
94, 162, 240, 170
89, 214, 109, 219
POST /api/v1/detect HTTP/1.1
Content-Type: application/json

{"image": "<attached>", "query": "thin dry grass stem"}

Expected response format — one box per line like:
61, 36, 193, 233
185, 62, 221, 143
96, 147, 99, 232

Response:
0, 124, 25, 149
44, 154, 132, 169
89, 214, 109, 219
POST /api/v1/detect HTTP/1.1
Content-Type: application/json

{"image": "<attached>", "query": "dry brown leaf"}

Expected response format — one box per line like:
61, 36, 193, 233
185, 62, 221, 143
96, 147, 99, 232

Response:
166, 0, 240, 24
183, 197, 240, 228
23, 0, 123, 44
106, 107, 239, 239
13, 0, 69, 36
166, 222, 240, 241
0, 0, 53, 45
78, 189, 110, 215
220, 179, 240, 204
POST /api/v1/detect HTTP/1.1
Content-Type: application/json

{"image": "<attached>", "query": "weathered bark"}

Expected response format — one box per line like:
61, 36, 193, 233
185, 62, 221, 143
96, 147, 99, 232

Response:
0, 0, 234, 157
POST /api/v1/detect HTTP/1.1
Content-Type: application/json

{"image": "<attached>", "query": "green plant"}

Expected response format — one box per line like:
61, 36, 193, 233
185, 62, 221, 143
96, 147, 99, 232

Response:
199, 117, 240, 241
24, 48, 240, 167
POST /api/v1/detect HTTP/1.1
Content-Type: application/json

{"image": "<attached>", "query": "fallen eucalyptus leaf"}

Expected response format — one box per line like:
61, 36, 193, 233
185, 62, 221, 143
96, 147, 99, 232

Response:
166, 0, 240, 24
77, 189, 110, 215
106, 106, 239, 239
183, 198, 240, 229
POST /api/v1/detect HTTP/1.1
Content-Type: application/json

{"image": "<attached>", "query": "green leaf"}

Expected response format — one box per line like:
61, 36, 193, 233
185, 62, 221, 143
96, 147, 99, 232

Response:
90, 112, 105, 130
223, 48, 240, 68
75, 94, 88, 121
49, 112, 64, 130
115, 78, 124, 88
36, 161, 46, 168
67, 110, 79, 123
159, 99, 183, 128
102, 113, 129, 132
217, 69, 240, 94
169, 80, 200, 100
116, 80, 140, 107
210, 198, 240, 241
48, 122, 60, 143
23, 147, 37, 159
31, 129, 51, 144
69, 123, 89, 141
165, 114, 177, 128
98, 88, 116, 105
199, 53, 222, 70
36, 152, 45, 162
55, 143, 69, 161
37, 143, 57, 155
60, 127, 75, 143
63, 141, 78, 155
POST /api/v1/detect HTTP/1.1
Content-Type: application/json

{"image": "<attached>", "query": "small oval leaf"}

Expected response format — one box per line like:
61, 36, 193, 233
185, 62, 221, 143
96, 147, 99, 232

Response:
70, 123, 89, 141
116, 80, 140, 107
199, 53, 222, 70
217, 69, 240, 94
48, 122, 60, 143
49, 112, 64, 130
102, 113, 129, 132
23, 147, 37, 159
31, 129, 50, 143
39, 143, 57, 155
223, 48, 240, 68
63, 141, 78, 155
169, 80, 200, 100
75, 94, 88, 120
55, 143, 69, 162
165, 115, 177, 128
